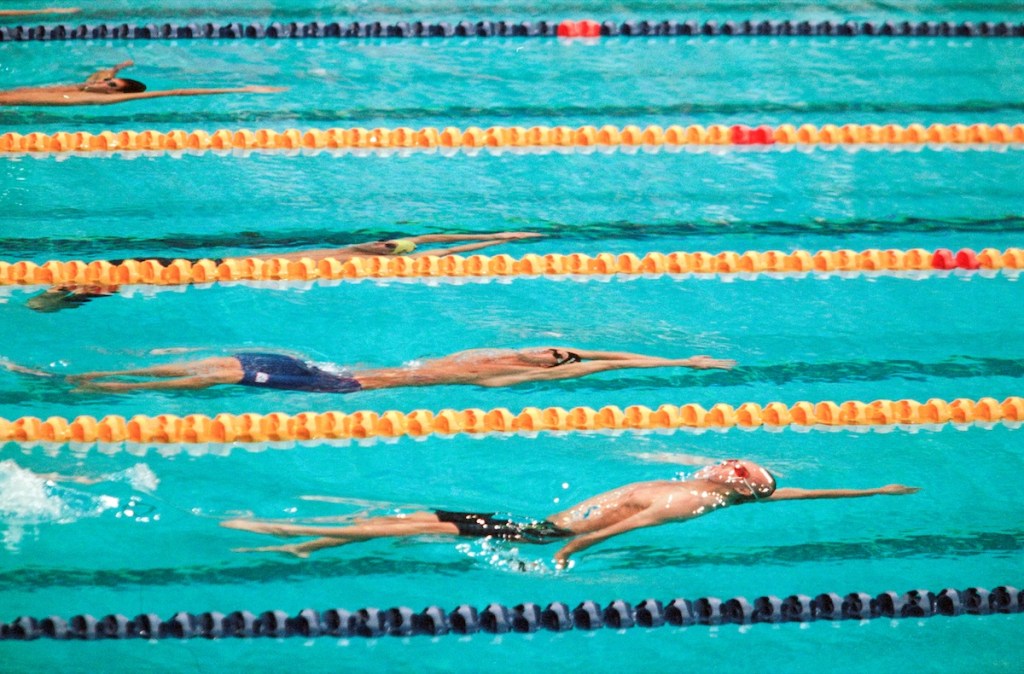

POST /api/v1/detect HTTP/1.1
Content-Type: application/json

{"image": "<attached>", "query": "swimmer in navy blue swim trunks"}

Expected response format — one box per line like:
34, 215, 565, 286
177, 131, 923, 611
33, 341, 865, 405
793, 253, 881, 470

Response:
26, 231, 541, 312
62, 347, 736, 392
221, 458, 919, 564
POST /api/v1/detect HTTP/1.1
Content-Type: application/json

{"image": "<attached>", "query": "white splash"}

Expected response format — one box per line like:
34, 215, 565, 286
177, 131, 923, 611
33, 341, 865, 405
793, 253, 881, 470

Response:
0, 460, 120, 551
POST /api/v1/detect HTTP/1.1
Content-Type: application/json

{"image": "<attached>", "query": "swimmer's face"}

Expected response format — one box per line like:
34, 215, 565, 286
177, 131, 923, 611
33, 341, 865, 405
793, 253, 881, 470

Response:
695, 460, 776, 501
352, 240, 401, 256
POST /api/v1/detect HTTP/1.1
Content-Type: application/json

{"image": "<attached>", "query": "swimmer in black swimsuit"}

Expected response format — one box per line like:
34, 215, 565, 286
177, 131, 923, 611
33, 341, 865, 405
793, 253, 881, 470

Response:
25, 231, 541, 312
221, 458, 919, 564
57, 347, 735, 393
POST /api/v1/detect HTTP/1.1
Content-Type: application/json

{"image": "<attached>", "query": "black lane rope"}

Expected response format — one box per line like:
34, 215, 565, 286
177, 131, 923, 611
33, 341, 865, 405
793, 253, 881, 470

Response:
1, 19, 1023, 42
2, 585, 1020, 641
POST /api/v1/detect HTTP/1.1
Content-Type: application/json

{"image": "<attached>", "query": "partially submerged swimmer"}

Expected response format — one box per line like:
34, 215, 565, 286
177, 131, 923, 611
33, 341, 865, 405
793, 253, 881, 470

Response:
0, 60, 284, 106
0, 8, 79, 16
61, 346, 735, 393
220, 459, 919, 566
26, 231, 541, 312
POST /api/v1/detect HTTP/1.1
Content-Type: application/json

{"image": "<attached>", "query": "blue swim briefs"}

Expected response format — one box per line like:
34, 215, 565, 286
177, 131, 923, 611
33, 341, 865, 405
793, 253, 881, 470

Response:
234, 352, 362, 393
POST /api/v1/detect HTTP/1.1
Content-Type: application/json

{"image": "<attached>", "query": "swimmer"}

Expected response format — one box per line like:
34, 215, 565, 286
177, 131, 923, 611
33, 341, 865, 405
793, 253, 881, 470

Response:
0, 60, 285, 106
59, 347, 735, 393
0, 8, 80, 16
26, 231, 542, 312
219, 458, 919, 565
0, 459, 158, 491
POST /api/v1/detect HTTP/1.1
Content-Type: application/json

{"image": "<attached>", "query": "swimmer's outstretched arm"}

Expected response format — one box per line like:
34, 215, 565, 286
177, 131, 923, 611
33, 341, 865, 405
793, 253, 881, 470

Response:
131, 85, 287, 98
80, 85, 287, 105
482, 356, 736, 385
766, 485, 920, 501
407, 232, 541, 244
410, 239, 520, 257
560, 349, 721, 362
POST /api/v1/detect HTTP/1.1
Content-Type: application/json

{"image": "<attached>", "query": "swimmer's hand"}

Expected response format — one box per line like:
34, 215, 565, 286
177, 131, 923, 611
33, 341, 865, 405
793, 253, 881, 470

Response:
878, 484, 920, 495
493, 231, 542, 240
684, 355, 736, 370
553, 550, 574, 570
239, 85, 288, 94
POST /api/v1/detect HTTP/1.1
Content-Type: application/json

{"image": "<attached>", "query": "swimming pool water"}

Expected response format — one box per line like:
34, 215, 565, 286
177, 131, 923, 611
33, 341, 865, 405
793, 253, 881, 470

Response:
1, 1, 1023, 672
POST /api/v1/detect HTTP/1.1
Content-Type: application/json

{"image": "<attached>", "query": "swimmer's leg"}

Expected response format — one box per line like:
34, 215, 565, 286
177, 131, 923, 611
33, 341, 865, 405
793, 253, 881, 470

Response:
69, 357, 243, 382
233, 537, 351, 558
221, 512, 459, 540
76, 376, 230, 392
0, 359, 54, 378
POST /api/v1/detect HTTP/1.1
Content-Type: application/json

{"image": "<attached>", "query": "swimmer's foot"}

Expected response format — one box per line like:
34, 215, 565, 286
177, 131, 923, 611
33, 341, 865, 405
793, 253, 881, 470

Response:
231, 544, 313, 558
220, 518, 302, 537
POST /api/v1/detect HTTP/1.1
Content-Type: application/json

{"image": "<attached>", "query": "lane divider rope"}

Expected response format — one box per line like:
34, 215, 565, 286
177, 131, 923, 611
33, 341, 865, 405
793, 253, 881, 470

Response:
3, 123, 1023, 156
2, 19, 1022, 41
2, 396, 1021, 449
2, 585, 1020, 640
1, 247, 1021, 288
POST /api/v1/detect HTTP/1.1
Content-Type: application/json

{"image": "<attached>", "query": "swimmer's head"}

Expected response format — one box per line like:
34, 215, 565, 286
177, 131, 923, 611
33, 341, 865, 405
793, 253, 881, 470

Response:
83, 77, 147, 94
352, 239, 417, 256
695, 460, 776, 502
517, 348, 582, 368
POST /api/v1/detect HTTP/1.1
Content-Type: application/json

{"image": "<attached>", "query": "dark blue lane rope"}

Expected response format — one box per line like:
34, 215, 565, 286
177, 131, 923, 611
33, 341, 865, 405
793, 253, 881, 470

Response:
1, 19, 1022, 42
2, 585, 1019, 640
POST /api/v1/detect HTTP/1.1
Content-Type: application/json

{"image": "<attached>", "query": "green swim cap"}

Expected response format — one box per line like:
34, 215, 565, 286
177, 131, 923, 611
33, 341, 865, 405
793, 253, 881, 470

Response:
391, 239, 416, 255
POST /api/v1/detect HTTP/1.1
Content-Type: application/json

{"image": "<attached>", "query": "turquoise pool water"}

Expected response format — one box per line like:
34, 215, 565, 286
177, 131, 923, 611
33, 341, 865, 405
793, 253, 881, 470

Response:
1, 2, 1023, 672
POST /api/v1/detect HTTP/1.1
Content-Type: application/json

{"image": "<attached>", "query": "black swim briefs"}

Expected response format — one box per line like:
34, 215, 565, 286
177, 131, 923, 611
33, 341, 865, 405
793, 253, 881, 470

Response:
434, 510, 574, 544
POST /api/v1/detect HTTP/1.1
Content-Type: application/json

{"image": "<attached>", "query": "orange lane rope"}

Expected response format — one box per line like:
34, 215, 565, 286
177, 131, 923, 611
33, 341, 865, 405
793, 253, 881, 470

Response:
1, 396, 1020, 449
1, 247, 1020, 288
2, 123, 1023, 156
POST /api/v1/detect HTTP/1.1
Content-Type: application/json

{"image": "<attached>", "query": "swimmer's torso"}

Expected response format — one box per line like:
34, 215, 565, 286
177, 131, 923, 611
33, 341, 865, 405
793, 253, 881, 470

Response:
355, 349, 541, 389
546, 480, 731, 535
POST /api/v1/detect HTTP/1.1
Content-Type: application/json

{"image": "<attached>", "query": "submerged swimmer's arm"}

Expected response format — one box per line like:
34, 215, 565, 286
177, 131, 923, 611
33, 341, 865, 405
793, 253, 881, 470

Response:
112, 86, 288, 100
766, 485, 920, 501
553, 508, 665, 567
